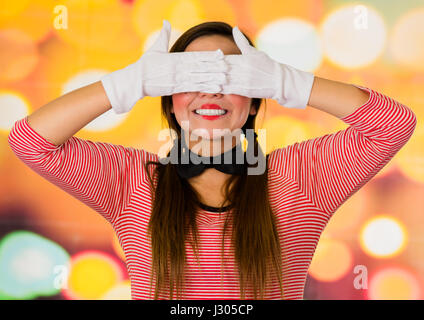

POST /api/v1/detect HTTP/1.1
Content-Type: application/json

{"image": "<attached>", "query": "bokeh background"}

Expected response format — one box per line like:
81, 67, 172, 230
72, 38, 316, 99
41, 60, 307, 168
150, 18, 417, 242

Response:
0, 0, 423, 300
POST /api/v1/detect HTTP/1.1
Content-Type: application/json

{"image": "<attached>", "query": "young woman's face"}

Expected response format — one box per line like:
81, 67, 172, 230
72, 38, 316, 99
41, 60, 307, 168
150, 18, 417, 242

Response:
171, 35, 256, 141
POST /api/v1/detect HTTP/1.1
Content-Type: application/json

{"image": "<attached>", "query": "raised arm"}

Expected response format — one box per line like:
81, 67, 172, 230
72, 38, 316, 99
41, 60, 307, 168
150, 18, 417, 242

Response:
8, 20, 228, 225
27, 81, 111, 146
307, 76, 371, 119
269, 82, 417, 217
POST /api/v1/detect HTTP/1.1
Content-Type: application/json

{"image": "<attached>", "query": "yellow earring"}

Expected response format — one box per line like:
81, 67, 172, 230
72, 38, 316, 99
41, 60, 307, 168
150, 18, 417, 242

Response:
241, 133, 248, 152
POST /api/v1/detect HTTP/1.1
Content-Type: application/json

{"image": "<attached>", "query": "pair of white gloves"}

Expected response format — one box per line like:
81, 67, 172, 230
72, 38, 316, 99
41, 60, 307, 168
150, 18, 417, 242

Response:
101, 20, 315, 115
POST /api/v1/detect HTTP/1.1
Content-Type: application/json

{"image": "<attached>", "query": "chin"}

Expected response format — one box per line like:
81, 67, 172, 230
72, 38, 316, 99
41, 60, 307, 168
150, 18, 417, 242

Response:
190, 128, 233, 141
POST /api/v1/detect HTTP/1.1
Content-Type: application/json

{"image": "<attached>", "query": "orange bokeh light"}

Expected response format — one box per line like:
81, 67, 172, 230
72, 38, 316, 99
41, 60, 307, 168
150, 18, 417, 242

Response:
309, 238, 353, 282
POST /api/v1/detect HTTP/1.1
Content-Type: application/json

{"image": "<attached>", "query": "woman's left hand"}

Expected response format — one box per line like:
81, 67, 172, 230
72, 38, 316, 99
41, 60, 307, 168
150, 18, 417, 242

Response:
222, 26, 315, 109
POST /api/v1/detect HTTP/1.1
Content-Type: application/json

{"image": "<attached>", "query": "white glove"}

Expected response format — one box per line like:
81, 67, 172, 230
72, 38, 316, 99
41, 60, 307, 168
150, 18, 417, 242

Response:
221, 26, 315, 109
101, 20, 228, 114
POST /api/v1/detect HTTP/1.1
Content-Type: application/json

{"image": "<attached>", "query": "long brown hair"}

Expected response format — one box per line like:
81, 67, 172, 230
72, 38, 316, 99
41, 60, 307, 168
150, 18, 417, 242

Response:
144, 21, 284, 300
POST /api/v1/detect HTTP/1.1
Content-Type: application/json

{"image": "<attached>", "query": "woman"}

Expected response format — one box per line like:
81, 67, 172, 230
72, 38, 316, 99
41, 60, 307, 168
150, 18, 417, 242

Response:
8, 20, 416, 300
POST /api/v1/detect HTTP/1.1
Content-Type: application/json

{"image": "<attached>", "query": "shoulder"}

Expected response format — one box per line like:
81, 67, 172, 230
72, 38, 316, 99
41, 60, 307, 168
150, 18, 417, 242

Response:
266, 142, 302, 178
266, 147, 286, 175
116, 145, 159, 163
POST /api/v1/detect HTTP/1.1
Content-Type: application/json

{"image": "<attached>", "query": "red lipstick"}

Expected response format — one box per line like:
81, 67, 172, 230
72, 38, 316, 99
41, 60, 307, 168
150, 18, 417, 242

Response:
199, 104, 223, 109
193, 104, 228, 120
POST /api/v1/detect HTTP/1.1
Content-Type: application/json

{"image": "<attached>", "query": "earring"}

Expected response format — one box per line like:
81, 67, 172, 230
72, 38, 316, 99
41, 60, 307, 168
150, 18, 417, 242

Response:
240, 133, 247, 153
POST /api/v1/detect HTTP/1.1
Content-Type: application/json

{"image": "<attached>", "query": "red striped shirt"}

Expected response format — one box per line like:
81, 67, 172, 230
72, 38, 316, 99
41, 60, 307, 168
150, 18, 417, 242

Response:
7, 85, 417, 299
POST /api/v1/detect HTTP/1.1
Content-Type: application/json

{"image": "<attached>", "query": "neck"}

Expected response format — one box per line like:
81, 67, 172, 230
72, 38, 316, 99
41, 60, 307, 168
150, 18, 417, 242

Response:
182, 131, 242, 157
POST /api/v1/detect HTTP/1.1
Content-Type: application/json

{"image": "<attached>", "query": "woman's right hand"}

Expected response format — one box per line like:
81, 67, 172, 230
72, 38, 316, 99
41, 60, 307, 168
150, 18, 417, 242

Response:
101, 20, 228, 114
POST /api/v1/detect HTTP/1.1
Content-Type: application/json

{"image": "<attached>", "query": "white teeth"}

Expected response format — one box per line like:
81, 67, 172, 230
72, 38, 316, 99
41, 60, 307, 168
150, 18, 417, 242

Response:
195, 109, 227, 116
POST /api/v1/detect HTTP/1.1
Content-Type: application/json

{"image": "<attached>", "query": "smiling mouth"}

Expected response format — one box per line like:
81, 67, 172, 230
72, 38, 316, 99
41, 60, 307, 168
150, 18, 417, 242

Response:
193, 109, 228, 116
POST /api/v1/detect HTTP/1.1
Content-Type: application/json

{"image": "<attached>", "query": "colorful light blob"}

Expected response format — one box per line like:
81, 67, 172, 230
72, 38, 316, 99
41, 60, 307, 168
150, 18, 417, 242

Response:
359, 216, 407, 258
0, 91, 30, 132
389, 8, 424, 71
256, 18, 322, 72
0, 29, 39, 83
368, 266, 422, 300
101, 279, 132, 300
320, 4, 387, 69
308, 238, 353, 282
62, 250, 127, 300
0, 231, 70, 299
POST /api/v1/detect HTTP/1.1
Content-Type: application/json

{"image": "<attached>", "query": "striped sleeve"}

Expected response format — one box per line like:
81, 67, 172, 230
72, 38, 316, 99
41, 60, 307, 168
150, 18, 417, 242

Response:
269, 85, 417, 216
7, 116, 153, 225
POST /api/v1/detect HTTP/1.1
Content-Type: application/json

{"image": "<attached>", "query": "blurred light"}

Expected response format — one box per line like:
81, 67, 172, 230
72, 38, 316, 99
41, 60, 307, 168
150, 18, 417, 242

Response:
127, 96, 171, 152
167, 0, 203, 31
132, 0, 235, 43
63, 250, 126, 300
0, 0, 30, 20
320, 4, 387, 69
0, 231, 70, 299
40, 36, 141, 104
143, 27, 181, 52
256, 18, 322, 72
62, 70, 127, 132
197, 0, 236, 25
262, 115, 313, 154
101, 280, 131, 300
308, 238, 353, 282
249, 0, 323, 27
359, 216, 407, 258
368, 266, 421, 300
389, 8, 424, 71
132, 0, 176, 39
55, 0, 126, 51
0, 91, 30, 131
0, 29, 39, 82
0, 1, 52, 42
